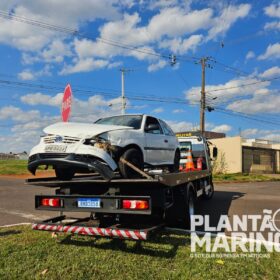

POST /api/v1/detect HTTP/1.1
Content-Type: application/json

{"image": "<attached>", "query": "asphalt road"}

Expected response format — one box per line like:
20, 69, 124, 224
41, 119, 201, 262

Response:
0, 178, 279, 235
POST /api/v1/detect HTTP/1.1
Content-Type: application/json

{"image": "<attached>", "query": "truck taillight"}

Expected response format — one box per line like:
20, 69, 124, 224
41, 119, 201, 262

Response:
122, 200, 149, 210
41, 198, 61, 207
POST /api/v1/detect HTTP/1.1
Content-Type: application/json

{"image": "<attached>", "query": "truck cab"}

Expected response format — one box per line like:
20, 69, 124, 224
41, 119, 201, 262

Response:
176, 133, 214, 171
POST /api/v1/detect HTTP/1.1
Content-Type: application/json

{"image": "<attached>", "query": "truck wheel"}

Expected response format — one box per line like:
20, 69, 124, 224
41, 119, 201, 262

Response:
168, 149, 180, 173
119, 148, 144, 179
179, 186, 195, 229
202, 182, 214, 200
165, 183, 196, 229
55, 167, 75, 180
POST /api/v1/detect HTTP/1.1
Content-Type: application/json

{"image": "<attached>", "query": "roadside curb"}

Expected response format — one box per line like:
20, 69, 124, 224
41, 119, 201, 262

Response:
0, 223, 31, 228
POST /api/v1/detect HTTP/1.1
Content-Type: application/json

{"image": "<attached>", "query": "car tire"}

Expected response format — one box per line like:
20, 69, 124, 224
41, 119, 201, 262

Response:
55, 167, 75, 181
168, 149, 180, 173
118, 148, 144, 179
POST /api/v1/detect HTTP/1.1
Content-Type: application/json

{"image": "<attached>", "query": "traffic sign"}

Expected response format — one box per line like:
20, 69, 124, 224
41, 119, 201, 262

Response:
61, 84, 72, 122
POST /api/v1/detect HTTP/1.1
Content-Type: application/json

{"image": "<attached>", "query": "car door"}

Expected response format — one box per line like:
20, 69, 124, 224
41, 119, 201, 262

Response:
144, 116, 169, 164
159, 119, 178, 162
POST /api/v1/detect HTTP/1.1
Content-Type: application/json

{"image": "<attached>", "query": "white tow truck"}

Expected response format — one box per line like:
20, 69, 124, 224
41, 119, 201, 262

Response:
26, 132, 217, 241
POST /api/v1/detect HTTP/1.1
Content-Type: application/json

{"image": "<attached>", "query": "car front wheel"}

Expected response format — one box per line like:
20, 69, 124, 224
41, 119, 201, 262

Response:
118, 148, 144, 179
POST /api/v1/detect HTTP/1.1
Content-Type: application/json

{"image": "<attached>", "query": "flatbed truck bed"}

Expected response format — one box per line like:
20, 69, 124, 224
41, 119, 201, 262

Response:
26, 169, 214, 241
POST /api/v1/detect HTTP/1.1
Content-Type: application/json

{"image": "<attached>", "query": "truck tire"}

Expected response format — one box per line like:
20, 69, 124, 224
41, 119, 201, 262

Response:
118, 148, 144, 179
55, 167, 75, 181
168, 149, 180, 173
165, 183, 196, 229
202, 182, 214, 200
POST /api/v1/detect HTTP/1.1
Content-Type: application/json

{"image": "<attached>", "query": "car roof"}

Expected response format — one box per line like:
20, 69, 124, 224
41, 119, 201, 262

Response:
98, 114, 161, 119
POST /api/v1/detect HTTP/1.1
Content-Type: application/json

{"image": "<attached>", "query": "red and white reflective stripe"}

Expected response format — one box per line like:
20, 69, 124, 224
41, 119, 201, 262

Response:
32, 223, 147, 240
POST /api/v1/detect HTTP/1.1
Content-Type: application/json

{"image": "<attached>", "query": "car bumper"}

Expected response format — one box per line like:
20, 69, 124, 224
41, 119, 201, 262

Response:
28, 153, 115, 180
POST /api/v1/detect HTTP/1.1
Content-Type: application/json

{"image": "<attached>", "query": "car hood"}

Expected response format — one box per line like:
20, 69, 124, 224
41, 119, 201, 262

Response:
43, 122, 132, 139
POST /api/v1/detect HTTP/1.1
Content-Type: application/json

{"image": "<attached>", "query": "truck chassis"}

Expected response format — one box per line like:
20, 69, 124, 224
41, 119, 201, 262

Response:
27, 168, 214, 241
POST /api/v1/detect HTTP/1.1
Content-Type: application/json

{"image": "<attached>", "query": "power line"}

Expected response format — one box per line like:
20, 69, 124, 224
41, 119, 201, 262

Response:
0, 78, 193, 103
1, 9, 275, 93
205, 76, 280, 94
214, 107, 280, 126
0, 10, 199, 65
1, 78, 280, 128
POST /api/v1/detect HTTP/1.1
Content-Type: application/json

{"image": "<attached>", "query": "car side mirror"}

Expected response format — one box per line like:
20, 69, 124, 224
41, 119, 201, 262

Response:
145, 124, 159, 132
213, 147, 218, 158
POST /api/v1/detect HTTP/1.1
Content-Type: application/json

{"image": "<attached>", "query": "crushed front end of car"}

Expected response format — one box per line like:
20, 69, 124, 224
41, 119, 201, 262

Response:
28, 122, 130, 181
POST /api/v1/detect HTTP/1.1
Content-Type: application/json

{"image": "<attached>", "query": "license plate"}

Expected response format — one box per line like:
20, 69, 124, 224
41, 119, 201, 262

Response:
45, 145, 67, 153
77, 198, 101, 208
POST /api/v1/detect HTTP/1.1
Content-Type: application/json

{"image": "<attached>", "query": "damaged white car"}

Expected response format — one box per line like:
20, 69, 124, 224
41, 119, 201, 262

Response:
28, 114, 180, 180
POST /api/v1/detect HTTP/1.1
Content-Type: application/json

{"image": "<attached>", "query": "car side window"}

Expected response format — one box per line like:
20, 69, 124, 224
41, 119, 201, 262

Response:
145, 117, 163, 134
159, 120, 175, 136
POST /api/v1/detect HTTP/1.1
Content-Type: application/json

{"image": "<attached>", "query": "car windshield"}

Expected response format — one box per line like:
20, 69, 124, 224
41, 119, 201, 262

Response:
95, 115, 143, 129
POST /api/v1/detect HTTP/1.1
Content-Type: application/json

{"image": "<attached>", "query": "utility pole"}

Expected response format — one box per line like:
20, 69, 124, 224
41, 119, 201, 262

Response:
200, 57, 206, 134
199, 57, 212, 135
120, 68, 132, 115
120, 68, 126, 115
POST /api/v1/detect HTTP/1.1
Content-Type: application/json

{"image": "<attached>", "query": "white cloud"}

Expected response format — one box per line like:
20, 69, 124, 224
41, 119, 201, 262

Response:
152, 107, 164, 113
264, 4, 280, 18
20, 92, 124, 119
71, 8, 213, 67
0, 2, 253, 75
258, 43, 280, 60
159, 35, 203, 54
18, 70, 35, 81
0, 106, 41, 123
260, 66, 280, 78
172, 109, 185, 113
264, 21, 280, 31
254, 88, 270, 95
21, 92, 63, 106
185, 76, 271, 105
147, 7, 213, 39
0, 1, 120, 51
148, 60, 167, 72
241, 128, 280, 142
0, 93, 129, 152
148, 0, 180, 10
241, 128, 259, 138
60, 58, 109, 74
211, 124, 231, 133
263, 3, 280, 33
166, 120, 194, 132
227, 93, 280, 114
207, 4, 251, 40
18, 65, 52, 80
41, 39, 72, 63
185, 67, 280, 116
246, 51, 255, 60
108, 61, 123, 69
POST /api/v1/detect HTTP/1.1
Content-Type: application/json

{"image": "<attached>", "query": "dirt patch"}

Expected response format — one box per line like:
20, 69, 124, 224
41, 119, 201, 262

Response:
0, 171, 55, 179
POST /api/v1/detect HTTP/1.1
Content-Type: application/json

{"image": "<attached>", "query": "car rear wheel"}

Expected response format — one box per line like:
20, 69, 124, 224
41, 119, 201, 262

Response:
55, 167, 75, 181
118, 148, 144, 179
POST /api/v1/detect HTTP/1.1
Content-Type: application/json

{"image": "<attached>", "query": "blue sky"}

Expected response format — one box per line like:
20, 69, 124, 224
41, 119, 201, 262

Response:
0, 0, 280, 152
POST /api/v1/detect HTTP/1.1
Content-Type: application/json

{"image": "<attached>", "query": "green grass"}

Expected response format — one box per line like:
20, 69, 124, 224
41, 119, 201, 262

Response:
0, 226, 279, 279
0, 160, 47, 175
0, 160, 29, 175
213, 173, 279, 183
